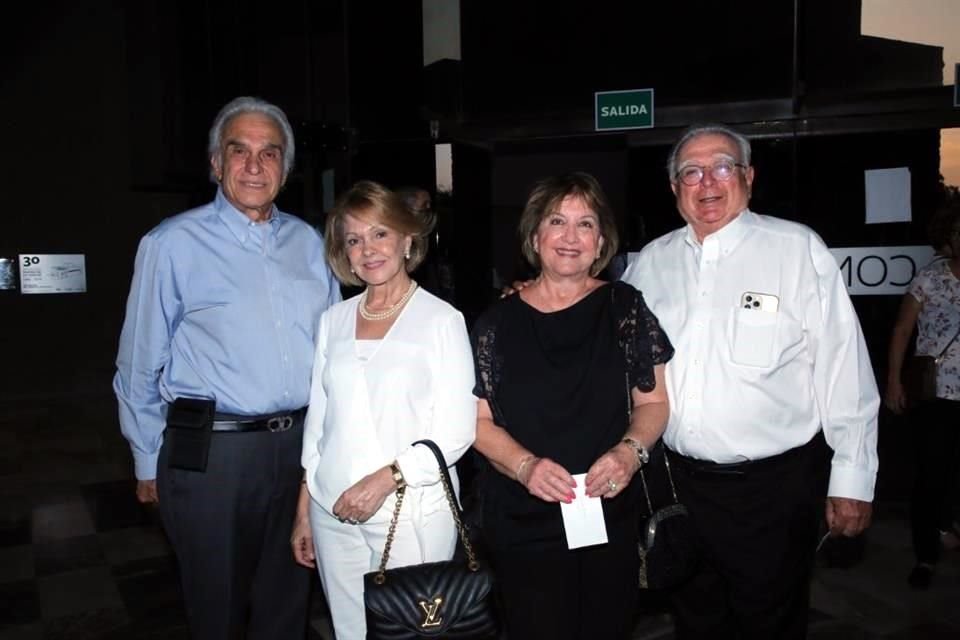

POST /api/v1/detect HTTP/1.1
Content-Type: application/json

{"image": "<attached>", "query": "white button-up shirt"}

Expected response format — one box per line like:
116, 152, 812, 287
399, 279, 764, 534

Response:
622, 210, 879, 502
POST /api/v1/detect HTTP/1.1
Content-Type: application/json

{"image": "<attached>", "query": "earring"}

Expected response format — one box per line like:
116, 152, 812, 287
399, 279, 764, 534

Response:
405, 247, 411, 260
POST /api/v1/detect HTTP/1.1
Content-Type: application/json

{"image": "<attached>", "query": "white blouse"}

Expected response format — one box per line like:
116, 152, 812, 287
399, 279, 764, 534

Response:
302, 287, 477, 523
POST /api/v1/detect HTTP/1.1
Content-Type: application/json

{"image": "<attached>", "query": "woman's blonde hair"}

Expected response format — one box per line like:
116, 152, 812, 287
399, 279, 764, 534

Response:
325, 181, 434, 286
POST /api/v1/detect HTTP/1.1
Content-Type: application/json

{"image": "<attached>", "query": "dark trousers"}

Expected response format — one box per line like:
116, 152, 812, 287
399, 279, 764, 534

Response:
490, 535, 639, 640
910, 398, 960, 564
157, 422, 311, 640
667, 436, 827, 640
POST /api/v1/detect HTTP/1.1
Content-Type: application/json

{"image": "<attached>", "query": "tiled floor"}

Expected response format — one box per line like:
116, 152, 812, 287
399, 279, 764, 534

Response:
1, 395, 957, 639
0, 398, 336, 640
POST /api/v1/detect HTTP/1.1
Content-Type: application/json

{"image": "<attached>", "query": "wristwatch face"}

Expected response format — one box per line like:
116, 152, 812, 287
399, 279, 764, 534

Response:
624, 438, 649, 465
638, 447, 650, 464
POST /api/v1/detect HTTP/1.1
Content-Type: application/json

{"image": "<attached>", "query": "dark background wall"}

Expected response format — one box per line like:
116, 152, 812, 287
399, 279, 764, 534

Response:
4, 2, 158, 400
0, 0, 410, 401
2, 0, 957, 430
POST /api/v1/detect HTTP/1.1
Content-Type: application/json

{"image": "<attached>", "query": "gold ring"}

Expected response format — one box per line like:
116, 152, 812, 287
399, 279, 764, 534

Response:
607, 480, 617, 492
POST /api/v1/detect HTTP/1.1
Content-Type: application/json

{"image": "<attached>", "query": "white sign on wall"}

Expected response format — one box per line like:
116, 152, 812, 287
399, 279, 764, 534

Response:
864, 167, 912, 224
626, 245, 936, 296
18, 254, 87, 294
829, 245, 935, 296
0, 258, 15, 290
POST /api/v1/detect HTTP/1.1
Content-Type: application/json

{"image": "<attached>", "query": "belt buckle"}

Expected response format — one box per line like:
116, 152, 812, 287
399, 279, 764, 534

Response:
267, 415, 293, 433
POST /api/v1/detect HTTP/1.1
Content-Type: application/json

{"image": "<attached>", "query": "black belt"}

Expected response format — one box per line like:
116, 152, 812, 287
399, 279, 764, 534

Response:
667, 434, 818, 479
211, 407, 307, 433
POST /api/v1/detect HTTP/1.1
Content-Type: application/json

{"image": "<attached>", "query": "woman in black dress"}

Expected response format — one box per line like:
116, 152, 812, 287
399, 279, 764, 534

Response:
471, 172, 673, 639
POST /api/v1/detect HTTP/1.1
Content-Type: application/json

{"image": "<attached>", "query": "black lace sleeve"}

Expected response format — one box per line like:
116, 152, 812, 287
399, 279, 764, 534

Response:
469, 302, 508, 427
611, 281, 674, 392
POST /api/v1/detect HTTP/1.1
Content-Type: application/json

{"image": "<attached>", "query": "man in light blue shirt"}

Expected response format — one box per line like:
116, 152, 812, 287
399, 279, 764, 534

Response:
114, 96, 340, 640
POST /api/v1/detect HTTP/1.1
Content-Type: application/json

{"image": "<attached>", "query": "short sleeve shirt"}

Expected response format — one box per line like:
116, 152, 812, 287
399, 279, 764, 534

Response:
909, 258, 960, 400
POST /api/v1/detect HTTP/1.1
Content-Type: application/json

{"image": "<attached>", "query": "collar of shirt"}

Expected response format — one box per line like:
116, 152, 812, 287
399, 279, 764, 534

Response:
214, 189, 281, 245
683, 208, 752, 263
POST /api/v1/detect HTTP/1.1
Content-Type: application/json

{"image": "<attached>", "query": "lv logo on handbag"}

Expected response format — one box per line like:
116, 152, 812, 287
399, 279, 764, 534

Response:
418, 597, 444, 627
363, 439, 498, 639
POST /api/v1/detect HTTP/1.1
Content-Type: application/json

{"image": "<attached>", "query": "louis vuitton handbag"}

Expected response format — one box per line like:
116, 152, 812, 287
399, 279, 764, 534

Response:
904, 326, 960, 408
363, 439, 498, 639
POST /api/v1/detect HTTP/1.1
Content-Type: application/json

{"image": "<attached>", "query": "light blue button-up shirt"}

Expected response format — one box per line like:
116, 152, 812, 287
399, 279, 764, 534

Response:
114, 190, 341, 480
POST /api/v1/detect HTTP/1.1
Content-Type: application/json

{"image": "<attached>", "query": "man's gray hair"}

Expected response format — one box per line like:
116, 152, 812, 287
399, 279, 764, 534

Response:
666, 124, 752, 182
207, 96, 296, 182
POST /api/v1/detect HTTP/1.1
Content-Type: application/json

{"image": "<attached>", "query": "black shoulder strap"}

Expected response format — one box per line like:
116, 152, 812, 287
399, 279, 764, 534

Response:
412, 439, 463, 518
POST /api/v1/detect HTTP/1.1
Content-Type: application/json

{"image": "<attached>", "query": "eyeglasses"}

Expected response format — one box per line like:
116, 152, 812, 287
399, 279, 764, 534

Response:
675, 160, 746, 186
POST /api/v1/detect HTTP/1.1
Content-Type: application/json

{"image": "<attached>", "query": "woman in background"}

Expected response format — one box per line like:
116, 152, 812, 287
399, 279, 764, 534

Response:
886, 200, 960, 589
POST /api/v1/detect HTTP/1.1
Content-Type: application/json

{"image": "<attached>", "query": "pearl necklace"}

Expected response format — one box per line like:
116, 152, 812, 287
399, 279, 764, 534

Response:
359, 280, 418, 321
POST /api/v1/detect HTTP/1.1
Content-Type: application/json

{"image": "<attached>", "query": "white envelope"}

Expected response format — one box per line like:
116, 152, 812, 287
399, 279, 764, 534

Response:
559, 473, 609, 549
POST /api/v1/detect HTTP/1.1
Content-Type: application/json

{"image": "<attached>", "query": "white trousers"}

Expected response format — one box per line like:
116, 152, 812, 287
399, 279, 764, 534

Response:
310, 491, 456, 640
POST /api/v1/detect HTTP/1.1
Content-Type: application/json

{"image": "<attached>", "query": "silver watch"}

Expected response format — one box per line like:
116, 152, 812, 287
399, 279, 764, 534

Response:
621, 437, 650, 467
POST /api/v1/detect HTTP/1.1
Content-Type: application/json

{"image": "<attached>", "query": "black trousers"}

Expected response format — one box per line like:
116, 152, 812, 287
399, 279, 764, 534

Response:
157, 422, 311, 640
490, 535, 639, 640
667, 436, 828, 640
910, 398, 960, 564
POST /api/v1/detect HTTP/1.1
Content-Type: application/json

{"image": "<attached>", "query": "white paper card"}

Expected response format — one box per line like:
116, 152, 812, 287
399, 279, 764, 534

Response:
18, 254, 87, 294
560, 473, 608, 549
864, 167, 911, 224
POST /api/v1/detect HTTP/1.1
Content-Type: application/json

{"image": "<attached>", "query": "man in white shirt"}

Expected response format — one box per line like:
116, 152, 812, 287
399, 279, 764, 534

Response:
622, 124, 879, 639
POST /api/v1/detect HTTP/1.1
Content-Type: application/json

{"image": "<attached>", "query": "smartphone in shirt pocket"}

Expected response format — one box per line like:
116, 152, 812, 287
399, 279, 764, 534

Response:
731, 292, 780, 367
740, 292, 779, 313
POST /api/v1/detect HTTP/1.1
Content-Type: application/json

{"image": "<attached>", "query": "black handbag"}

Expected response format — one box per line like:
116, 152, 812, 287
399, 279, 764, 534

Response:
621, 370, 699, 591
636, 448, 700, 590
363, 439, 498, 639
904, 325, 960, 408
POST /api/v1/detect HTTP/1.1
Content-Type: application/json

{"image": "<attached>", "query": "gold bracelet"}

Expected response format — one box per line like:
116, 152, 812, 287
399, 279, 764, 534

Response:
515, 454, 537, 484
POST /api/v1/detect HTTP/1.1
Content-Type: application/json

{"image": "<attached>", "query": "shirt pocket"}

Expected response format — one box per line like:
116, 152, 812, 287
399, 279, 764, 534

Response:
730, 306, 778, 368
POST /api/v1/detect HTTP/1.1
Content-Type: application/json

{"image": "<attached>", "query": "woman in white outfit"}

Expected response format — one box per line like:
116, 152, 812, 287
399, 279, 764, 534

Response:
290, 181, 477, 639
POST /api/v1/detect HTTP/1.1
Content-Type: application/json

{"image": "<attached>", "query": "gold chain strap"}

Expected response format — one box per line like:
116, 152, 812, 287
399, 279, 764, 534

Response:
373, 485, 406, 585
373, 464, 480, 585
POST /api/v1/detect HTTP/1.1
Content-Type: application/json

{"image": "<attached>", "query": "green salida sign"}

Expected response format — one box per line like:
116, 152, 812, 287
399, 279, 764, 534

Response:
595, 88, 654, 131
